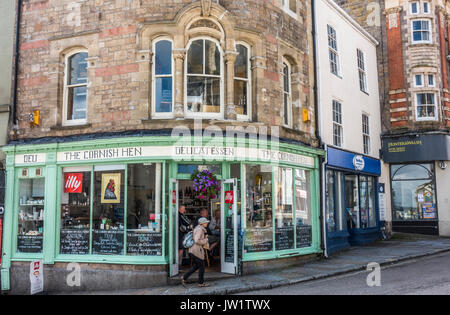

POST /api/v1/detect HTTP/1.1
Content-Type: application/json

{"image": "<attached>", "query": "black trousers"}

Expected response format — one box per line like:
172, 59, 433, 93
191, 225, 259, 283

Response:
183, 254, 205, 284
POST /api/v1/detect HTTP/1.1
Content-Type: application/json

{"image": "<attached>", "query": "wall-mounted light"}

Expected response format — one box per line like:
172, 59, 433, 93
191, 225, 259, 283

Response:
29, 110, 40, 127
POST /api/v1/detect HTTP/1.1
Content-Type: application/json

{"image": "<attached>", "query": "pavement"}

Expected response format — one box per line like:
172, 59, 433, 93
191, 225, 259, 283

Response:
66, 233, 450, 295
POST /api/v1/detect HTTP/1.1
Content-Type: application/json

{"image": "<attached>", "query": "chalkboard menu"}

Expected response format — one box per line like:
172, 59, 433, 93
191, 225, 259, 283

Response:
127, 231, 162, 256
93, 230, 124, 255
296, 225, 312, 248
17, 235, 43, 253
275, 226, 295, 251
225, 232, 234, 263
244, 227, 273, 253
60, 229, 90, 255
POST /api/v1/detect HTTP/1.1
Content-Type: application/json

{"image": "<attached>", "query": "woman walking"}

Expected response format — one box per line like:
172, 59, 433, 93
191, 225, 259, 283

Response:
181, 217, 210, 287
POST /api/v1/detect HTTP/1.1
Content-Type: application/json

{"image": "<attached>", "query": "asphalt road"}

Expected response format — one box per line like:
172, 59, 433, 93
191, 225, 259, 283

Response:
237, 251, 450, 295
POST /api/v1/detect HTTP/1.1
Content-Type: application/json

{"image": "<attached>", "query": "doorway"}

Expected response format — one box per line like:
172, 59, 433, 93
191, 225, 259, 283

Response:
169, 178, 238, 277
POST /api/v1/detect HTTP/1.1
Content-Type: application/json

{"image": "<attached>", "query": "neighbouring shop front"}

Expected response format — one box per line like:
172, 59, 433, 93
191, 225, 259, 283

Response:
382, 134, 450, 236
1, 134, 324, 292
325, 147, 382, 255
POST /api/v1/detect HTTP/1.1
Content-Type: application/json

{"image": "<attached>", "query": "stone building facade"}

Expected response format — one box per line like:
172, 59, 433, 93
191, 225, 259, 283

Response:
2, 0, 325, 293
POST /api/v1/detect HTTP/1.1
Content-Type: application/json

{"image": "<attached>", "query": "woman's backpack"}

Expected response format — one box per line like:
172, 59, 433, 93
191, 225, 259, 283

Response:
182, 231, 194, 249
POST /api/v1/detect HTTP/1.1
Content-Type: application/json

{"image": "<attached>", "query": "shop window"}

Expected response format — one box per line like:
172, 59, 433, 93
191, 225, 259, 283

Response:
126, 164, 162, 256
17, 178, 45, 253
186, 38, 222, 116
92, 166, 125, 255
63, 51, 88, 126
360, 176, 377, 228
295, 169, 313, 248
60, 167, 91, 255
345, 175, 360, 229
325, 170, 346, 233
391, 164, 436, 221
412, 20, 432, 44
153, 39, 173, 116
274, 167, 294, 250
244, 165, 273, 253
234, 43, 251, 119
282, 60, 292, 127
328, 25, 340, 77
416, 93, 437, 121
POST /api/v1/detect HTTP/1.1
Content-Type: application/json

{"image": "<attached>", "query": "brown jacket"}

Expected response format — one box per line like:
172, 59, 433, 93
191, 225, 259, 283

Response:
189, 225, 209, 260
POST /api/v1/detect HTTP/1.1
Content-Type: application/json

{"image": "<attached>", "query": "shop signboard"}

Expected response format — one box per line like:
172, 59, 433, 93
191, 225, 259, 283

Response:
64, 173, 83, 193
327, 147, 381, 176
30, 260, 43, 295
378, 183, 386, 222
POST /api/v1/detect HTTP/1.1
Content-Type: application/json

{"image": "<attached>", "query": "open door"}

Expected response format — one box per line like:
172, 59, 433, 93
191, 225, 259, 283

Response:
221, 179, 238, 275
169, 179, 179, 277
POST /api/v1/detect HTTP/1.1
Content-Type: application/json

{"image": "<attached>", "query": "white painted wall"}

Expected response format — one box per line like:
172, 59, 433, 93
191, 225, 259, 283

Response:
315, 0, 391, 227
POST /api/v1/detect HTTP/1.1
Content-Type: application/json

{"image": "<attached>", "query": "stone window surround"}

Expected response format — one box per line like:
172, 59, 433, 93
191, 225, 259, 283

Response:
410, 18, 433, 44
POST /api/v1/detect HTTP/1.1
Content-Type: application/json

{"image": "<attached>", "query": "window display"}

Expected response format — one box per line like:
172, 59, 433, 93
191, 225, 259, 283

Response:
18, 178, 45, 253
126, 164, 162, 256
274, 167, 294, 250
391, 164, 436, 221
325, 170, 346, 233
244, 165, 273, 253
60, 167, 91, 255
345, 175, 360, 229
295, 169, 313, 248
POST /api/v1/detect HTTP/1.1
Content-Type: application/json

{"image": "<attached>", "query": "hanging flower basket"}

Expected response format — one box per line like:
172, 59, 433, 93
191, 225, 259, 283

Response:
191, 169, 221, 200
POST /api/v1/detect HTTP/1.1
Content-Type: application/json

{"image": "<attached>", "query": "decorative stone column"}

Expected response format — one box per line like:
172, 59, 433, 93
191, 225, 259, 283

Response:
225, 51, 238, 120
173, 49, 187, 119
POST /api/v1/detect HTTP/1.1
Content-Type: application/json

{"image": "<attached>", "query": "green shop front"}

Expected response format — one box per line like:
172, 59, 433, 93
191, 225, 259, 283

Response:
1, 135, 324, 292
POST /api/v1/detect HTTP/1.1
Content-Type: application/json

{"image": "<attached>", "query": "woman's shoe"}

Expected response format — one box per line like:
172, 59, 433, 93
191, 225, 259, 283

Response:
198, 283, 210, 287
181, 278, 187, 287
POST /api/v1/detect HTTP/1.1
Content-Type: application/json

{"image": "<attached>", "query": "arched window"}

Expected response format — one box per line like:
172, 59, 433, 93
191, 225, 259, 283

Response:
234, 43, 251, 120
282, 60, 292, 127
153, 39, 173, 116
63, 51, 88, 125
186, 38, 223, 116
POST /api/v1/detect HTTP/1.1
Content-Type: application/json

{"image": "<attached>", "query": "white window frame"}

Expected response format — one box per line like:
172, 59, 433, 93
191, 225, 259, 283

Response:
184, 37, 224, 120
282, 0, 297, 19
63, 49, 88, 127
152, 37, 175, 119
362, 114, 371, 155
235, 42, 252, 122
411, 1, 419, 14
327, 25, 341, 77
282, 59, 293, 128
415, 92, 438, 121
414, 74, 425, 87
332, 100, 343, 148
411, 19, 432, 44
357, 49, 368, 93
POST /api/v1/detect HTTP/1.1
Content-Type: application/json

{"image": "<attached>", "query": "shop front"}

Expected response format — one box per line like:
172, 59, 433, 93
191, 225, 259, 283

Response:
1, 134, 324, 292
324, 147, 382, 255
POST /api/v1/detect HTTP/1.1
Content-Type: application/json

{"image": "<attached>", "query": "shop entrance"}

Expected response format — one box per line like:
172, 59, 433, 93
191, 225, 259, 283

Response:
169, 178, 238, 277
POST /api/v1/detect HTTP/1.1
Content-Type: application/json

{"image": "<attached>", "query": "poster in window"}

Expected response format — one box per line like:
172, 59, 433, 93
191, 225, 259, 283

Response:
423, 203, 436, 219
101, 173, 121, 204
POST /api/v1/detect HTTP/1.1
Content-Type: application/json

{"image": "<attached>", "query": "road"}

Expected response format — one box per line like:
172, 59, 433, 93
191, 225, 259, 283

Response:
237, 252, 450, 295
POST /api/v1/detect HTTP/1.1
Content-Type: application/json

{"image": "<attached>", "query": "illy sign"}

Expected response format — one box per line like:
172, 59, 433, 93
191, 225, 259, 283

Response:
64, 173, 83, 193
353, 155, 365, 171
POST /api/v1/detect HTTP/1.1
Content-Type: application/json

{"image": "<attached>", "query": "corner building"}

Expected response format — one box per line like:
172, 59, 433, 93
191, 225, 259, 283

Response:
1, 0, 324, 293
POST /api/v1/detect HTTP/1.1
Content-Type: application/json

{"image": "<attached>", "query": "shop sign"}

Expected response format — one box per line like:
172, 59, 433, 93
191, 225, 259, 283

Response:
225, 191, 234, 204
378, 183, 386, 222
15, 153, 46, 165
353, 155, 365, 171
172, 190, 177, 204
30, 260, 43, 295
64, 173, 83, 193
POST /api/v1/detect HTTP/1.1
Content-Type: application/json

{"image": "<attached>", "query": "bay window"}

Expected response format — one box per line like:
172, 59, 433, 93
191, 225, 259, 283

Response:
186, 38, 223, 117
412, 20, 432, 44
416, 92, 437, 121
153, 39, 174, 116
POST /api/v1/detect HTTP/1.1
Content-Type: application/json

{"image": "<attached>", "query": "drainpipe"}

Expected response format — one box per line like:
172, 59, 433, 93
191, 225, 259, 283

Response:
311, 0, 328, 258
10, 0, 22, 127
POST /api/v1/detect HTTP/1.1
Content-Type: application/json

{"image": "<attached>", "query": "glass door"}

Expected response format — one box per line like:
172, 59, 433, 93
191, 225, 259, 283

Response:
221, 179, 238, 275
169, 179, 179, 277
